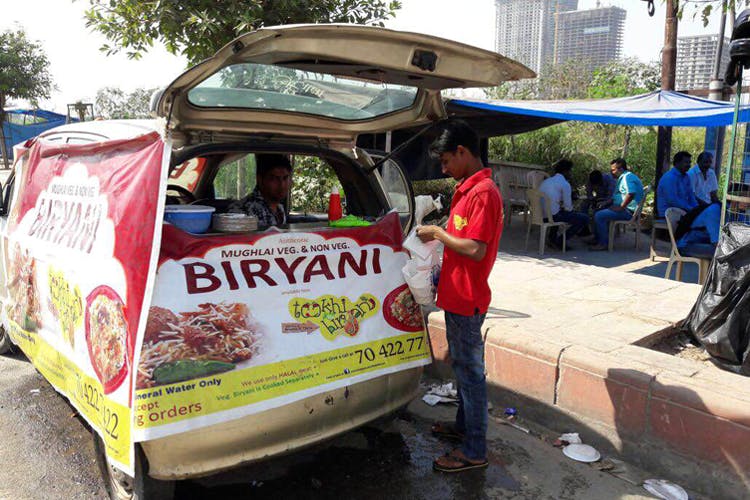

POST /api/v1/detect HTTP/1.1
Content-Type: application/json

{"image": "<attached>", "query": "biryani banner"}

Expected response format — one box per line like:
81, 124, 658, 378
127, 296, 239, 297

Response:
132, 213, 430, 440
3, 132, 168, 474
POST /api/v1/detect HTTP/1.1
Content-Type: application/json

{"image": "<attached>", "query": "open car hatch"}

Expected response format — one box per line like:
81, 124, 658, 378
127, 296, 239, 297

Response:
155, 24, 535, 142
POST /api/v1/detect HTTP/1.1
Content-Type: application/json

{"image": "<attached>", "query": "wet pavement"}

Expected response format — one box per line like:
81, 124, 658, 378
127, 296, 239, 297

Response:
179, 389, 654, 500
1, 348, 659, 500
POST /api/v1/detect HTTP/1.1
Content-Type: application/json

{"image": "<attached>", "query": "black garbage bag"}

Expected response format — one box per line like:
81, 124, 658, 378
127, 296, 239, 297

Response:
683, 223, 750, 375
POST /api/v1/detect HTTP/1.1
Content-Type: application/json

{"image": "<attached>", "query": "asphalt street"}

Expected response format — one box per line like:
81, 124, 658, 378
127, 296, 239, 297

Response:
0, 350, 669, 500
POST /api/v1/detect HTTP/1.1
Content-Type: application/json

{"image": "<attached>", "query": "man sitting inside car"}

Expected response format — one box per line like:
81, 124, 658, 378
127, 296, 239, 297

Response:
229, 154, 292, 227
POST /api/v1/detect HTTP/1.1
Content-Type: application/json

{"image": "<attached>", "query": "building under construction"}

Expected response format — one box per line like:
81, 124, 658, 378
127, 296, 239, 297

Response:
676, 34, 730, 91
494, 0, 578, 76
554, 5, 626, 74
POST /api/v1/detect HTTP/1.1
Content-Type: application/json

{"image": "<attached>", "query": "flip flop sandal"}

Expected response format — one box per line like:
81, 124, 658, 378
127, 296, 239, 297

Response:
430, 422, 464, 440
433, 453, 489, 473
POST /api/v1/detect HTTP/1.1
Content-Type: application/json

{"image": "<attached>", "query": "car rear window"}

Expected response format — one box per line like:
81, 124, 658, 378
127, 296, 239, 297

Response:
186, 63, 418, 121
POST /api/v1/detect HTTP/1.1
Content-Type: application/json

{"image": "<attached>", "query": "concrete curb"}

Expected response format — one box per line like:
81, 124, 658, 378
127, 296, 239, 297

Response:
427, 311, 750, 498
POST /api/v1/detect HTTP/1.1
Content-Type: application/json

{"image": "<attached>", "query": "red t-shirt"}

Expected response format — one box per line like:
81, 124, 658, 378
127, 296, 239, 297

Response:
436, 168, 503, 316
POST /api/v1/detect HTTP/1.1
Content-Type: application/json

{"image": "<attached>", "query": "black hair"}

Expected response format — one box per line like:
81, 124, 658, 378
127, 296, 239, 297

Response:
589, 169, 603, 184
428, 119, 481, 159
553, 159, 573, 175
697, 151, 713, 164
610, 158, 628, 170
256, 153, 292, 177
673, 151, 691, 165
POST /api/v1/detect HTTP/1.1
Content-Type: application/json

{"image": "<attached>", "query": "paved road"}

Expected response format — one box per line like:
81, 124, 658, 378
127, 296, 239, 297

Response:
1, 350, 664, 500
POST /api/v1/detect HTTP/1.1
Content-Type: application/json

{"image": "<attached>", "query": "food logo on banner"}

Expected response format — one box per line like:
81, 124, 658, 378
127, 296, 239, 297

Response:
47, 267, 83, 348
288, 294, 379, 339
25, 164, 108, 254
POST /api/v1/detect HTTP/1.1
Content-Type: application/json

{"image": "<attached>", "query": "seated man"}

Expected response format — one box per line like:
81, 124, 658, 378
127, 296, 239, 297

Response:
687, 151, 720, 206
538, 159, 589, 248
580, 169, 616, 213
229, 153, 292, 227
658, 150, 720, 248
590, 158, 644, 251
657, 151, 700, 217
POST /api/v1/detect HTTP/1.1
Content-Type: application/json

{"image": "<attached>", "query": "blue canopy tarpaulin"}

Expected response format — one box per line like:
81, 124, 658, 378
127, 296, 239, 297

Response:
449, 90, 750, 128
2, 109, 72, 159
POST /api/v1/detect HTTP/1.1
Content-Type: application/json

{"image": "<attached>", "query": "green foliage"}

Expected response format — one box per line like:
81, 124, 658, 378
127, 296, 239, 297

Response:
213, 155, 256, 200
290, 156, 341, 213
0, 28, 53, 107
81, 0, 402, 65
588, 58, 660, 99
0, 27, 54, 165
488, 58, 660, 102
488, 59, 594, 100
680, 0, 746, 27
489, 124, 710, 199
95, 86, 157, 119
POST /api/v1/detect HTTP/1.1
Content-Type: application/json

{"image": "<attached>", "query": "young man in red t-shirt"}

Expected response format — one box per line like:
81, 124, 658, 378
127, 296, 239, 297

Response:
417, 120, 503, 473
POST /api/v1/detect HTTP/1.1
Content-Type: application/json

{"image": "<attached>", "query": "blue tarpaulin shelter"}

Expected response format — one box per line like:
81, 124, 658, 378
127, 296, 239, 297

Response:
2, 109, 71, 160
376, 90, 750, 180
448, 90, 750, 129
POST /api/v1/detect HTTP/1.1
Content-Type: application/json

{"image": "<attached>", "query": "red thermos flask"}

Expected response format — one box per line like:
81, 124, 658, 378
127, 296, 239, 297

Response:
328, 187, 342, 221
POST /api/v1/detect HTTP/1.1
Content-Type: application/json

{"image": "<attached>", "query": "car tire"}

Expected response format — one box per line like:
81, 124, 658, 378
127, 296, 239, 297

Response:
94, 434, 176, 500
0, 325, 14, 355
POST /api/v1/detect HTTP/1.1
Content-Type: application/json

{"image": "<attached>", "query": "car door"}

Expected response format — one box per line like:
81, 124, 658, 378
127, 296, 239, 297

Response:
153, 24, 535, 144
152, 24, 532, 235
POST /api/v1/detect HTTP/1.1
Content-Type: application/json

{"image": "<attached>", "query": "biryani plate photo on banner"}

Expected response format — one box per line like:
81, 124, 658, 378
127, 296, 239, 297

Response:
3, 132, 168, 474
131, 213, 431, 440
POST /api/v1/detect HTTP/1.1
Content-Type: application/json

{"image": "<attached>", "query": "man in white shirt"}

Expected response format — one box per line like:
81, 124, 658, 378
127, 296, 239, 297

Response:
538, 159, 590, 249
687, 151, 719, 206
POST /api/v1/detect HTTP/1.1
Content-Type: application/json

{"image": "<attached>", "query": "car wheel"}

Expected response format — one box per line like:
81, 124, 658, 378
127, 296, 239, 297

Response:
0, 325, 14, 354
94, 434, 176, 500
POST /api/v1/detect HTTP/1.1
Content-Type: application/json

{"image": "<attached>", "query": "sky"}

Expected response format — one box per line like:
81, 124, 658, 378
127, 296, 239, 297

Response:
0, 0, 730, 113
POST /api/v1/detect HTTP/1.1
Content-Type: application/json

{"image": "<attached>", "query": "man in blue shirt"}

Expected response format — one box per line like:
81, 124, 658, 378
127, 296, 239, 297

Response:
589, 158, 644, 251
657, 151, 720, 251
656, 151, 699, 218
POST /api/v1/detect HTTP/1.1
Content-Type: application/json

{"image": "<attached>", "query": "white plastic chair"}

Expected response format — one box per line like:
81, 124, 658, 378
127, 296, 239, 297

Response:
608, 185, 651, 252
526, 170, 549, 190
525, 189, 569, 255
664, 207, 711, 284
494, 170, 528, 227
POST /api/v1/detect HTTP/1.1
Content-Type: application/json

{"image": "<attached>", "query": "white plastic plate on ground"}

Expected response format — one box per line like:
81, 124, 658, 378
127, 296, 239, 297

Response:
643, 479, 689, 500
562, 443, 601, 463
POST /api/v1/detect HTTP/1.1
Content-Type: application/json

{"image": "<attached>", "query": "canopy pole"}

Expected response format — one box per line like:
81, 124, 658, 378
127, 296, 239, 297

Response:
721, 70, 743, 228
655, 0, 679, 205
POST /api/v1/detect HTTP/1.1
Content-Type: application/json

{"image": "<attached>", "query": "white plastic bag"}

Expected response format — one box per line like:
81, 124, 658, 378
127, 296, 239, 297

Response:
402, 259, 434, 305
401, 195, 444, 305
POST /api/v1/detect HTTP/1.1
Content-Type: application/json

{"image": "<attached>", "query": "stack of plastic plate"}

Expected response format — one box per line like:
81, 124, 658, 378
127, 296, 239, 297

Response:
212, 213, 259, 233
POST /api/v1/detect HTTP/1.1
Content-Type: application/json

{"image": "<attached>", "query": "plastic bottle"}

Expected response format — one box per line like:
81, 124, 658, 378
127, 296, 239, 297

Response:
328, 187, 342, 221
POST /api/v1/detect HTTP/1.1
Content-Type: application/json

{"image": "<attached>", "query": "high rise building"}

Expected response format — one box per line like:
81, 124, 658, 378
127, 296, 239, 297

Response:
676, 34, 730, 91
494, 0, 578, 75
554, 6, 626, 74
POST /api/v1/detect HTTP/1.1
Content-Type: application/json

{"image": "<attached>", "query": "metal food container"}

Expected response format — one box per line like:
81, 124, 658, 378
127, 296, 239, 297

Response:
212, 213, 259, 233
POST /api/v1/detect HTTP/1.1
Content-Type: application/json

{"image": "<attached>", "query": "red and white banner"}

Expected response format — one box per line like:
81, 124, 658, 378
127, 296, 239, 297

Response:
3, 132, 168, 473
132, 213, 431, 440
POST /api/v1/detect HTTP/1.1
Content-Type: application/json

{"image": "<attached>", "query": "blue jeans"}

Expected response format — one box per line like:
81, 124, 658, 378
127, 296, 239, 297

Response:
553, 210, 590, 241
445, 310, 487, 460
594, 208, 633, 245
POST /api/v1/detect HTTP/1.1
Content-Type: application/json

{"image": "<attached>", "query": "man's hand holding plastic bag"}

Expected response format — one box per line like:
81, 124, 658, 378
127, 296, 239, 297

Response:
402, 195, 443, 305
